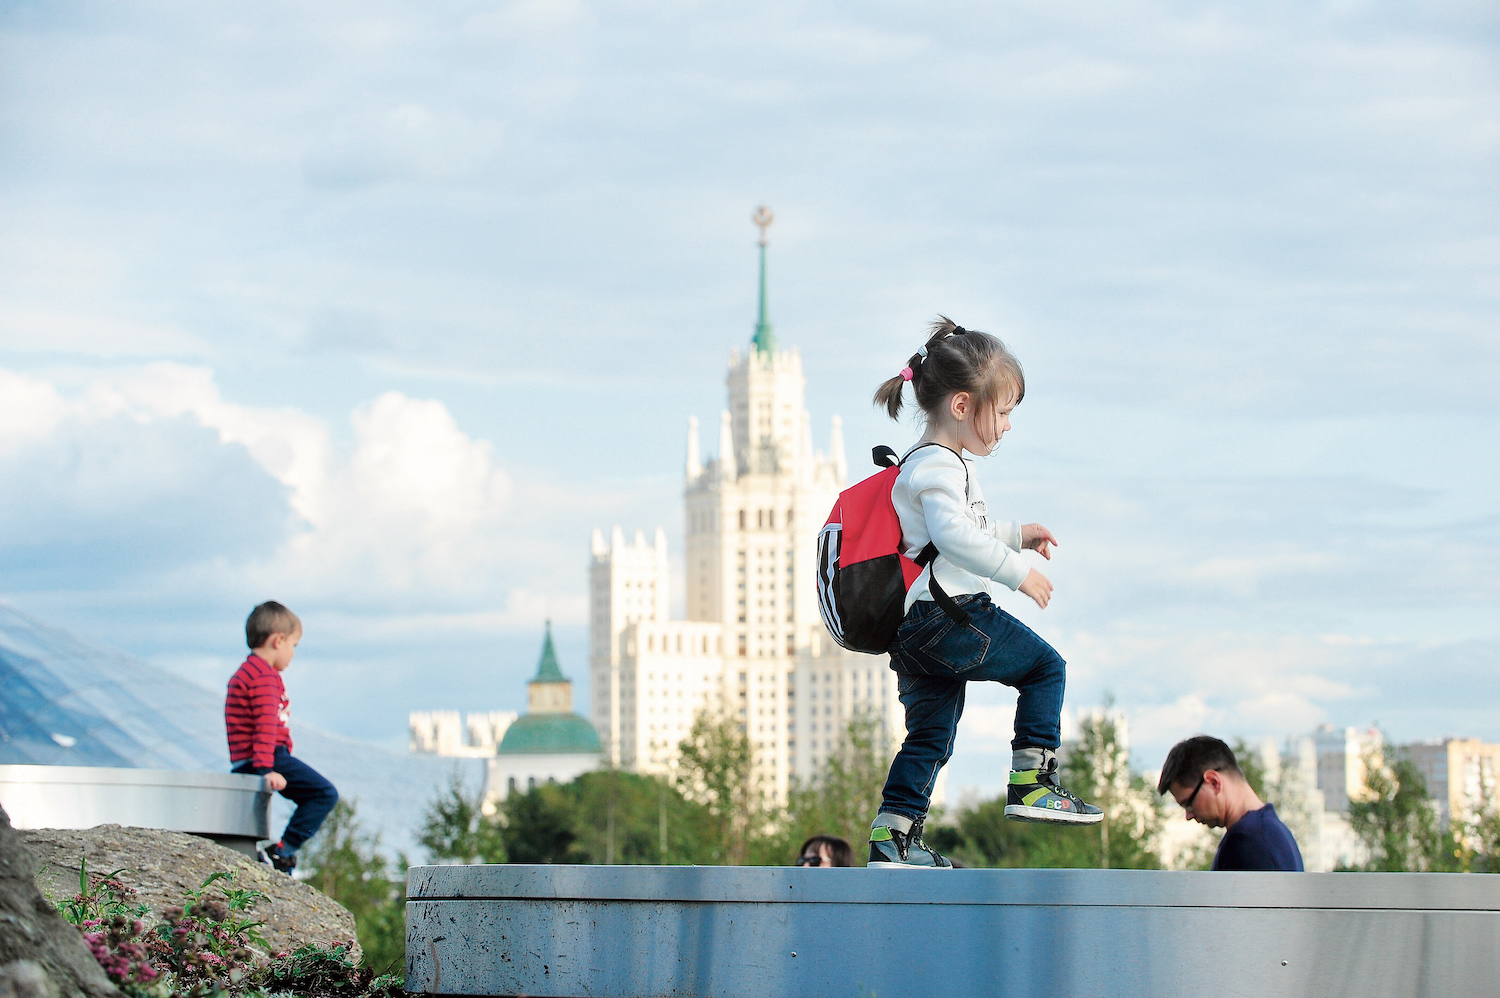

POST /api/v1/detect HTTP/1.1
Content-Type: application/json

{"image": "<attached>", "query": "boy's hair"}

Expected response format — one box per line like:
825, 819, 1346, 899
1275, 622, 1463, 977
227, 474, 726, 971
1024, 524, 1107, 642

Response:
798, 834, 854, 868
1157, 735, 1242, 795
873, 315, 1026, 422
246, 601, 302, 649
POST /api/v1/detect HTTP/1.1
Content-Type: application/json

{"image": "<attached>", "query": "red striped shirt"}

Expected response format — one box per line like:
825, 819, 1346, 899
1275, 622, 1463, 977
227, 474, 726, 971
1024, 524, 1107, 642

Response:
225, 654, 292, 769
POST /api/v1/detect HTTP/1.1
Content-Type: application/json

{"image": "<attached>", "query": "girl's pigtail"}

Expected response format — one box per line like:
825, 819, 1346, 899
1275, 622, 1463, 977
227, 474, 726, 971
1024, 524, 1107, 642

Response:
872, 350, 924, 420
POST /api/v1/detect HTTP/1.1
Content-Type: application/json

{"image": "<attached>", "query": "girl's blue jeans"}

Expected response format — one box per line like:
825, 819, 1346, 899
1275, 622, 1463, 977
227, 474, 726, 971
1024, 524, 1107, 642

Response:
879, 592, 1065, 821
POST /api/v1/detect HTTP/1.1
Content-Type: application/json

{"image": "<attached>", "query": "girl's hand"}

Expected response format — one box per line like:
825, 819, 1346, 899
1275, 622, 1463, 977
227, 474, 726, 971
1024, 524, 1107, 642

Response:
1021, 523, 1058, 559
1020, 568, 1053, 609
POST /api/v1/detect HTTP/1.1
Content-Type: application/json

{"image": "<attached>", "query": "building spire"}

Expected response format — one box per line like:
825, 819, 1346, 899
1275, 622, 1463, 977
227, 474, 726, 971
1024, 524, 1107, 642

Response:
751, 205, 775, 356
533, 620, 565, 682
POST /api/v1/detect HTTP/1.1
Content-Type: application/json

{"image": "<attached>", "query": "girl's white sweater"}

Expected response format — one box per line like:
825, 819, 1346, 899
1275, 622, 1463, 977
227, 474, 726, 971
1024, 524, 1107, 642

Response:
892, 444, 1030, 614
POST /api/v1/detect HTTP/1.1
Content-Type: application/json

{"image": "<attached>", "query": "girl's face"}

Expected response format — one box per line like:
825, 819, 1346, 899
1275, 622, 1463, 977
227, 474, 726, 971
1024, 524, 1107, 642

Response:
956, 391, 1017, 457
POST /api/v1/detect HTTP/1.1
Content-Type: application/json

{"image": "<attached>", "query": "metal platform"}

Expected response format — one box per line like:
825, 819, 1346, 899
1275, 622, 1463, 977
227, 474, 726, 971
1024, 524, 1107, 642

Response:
406, 864, 1500, 998
0, 764, 272, 855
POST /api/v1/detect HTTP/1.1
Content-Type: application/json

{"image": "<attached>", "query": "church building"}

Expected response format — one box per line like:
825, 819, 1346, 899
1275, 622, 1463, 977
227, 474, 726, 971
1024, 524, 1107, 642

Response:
481, 622, 602, 808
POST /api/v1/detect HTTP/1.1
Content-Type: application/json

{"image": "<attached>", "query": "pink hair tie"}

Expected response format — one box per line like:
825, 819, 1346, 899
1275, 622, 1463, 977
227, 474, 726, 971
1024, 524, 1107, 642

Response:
900, 366, 914, 382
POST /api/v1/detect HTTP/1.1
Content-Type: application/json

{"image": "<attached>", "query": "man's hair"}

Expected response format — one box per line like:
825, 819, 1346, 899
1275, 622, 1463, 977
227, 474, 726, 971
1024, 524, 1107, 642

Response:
1157, 735, 1242, 795
246, 601, 302, 649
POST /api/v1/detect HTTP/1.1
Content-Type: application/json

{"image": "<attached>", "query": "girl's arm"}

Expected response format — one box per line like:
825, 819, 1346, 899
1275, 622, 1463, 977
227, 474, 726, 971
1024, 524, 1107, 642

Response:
910, 458, 1031, 590
986, 518, 1024, 552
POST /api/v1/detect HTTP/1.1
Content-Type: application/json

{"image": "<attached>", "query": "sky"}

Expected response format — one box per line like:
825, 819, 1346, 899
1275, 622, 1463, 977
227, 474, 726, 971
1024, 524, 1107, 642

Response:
1, 1, 1496, 799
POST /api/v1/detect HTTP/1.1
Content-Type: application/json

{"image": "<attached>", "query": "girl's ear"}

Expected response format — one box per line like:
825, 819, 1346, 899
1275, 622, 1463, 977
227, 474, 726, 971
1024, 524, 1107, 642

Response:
949, 391, 971, 422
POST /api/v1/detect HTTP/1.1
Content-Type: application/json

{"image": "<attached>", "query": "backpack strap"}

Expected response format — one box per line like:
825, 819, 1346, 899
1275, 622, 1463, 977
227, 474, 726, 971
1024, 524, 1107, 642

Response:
898, 441, 970, 500
915, 543, 972, 628
878, 442, 976, 629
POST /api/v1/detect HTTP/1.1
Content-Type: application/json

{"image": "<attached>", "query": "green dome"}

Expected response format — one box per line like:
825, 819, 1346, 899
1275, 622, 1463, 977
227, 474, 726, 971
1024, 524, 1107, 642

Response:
498, 712, 602, 756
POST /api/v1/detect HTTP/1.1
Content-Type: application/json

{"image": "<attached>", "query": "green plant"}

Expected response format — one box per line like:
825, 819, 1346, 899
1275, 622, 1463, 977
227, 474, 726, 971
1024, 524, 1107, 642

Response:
298, 799, 409, 974
148, 871, 268, 992
254, 942, 372, 997
54, 859, 162, 996
55, 857, 151, 925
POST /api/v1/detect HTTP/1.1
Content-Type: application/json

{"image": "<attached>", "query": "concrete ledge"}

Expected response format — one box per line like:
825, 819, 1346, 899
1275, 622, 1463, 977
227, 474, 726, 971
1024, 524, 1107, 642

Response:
0, 765, 271, 854
405, 865, 1500, 998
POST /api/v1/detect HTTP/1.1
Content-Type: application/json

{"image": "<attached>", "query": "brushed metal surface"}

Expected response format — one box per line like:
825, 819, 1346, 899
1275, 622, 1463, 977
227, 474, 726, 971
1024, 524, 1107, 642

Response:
0, 764, 271, 839
405, 865, 1500, 998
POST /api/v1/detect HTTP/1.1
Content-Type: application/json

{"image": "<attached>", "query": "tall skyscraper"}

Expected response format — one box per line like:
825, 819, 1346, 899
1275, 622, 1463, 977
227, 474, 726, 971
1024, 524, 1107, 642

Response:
589, 207, 903, 802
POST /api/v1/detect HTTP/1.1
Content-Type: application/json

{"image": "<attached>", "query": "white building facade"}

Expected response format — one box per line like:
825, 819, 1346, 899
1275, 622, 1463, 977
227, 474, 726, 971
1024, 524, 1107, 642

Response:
589, 211, 905, 802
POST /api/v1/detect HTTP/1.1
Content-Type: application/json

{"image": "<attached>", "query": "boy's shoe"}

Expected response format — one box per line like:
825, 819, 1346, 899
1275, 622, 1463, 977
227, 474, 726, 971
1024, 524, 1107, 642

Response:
263, 841, 297, 874
867, 813, 953, 869
1004, 769, 1104, 824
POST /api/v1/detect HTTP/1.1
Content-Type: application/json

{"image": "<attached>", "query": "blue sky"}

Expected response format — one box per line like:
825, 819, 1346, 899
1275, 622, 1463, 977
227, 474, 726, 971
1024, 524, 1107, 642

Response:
1, 1, 1496, 796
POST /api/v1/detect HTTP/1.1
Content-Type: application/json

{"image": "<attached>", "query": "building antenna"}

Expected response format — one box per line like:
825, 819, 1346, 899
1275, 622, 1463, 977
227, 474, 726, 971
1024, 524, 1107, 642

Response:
751, 205, 775, 356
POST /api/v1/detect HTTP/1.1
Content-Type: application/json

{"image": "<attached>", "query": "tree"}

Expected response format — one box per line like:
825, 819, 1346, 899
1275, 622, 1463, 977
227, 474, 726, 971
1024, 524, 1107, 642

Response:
1347, 745, 1458, 872
501, 782, 590, 864
758, 711, 890, 864
927, 703, 1162, 870
1458, 782, 1500, 873
673, 707, 767, 865
1230, 738, 1267, 800
297, 799, 407, 974
418, 771, 506, 864
566, 769, 717, 865
1062, 705, 1162, 870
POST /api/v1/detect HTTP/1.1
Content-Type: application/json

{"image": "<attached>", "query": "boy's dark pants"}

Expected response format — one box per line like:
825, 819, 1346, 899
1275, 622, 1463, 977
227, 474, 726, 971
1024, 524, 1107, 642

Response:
880, 593, 1066, 821
234, 746, 339, 852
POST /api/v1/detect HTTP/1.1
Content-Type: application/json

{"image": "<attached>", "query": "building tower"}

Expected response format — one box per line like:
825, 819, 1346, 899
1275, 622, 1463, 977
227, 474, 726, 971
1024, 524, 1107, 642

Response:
483, 622, 603, 808
590, 208, 903, 803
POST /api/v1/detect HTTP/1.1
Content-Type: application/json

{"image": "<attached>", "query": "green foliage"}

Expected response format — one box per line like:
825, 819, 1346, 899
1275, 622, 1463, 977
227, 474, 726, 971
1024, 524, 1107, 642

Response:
418, 772, 505, 864
1230, 738, 1267, 800
1059, 705, 1162, 870
561, 769, 716, 865
55, 857, 151, 925
672, 708, 768, 865
1347, 745, 1460, 872
298, 800, 408, 974
58, 857, 404, 998
756, 711, 889, 865
1458, 784, 1500, 873
931, 703, 1162, 870
500, 782, 591, 863
255, 942, 399, 998
418, 767, 717, 867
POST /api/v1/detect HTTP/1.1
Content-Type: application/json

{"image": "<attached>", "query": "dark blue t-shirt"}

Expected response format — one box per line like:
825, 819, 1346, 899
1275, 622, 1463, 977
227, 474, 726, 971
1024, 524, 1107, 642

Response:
1212, 803, 1304, 871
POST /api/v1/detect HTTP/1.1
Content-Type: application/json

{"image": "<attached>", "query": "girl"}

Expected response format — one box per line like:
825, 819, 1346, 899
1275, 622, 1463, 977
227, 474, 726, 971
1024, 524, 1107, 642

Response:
867, 317, 1101, 869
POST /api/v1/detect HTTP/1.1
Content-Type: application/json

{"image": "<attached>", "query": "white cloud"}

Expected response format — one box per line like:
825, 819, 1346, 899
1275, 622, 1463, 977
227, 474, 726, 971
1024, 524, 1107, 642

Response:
0, 370, 67, 453
0, 363, 573, 621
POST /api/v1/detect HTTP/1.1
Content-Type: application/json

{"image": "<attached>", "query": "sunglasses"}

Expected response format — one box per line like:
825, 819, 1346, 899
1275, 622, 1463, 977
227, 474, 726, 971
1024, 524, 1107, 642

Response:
796, 854, 828, 867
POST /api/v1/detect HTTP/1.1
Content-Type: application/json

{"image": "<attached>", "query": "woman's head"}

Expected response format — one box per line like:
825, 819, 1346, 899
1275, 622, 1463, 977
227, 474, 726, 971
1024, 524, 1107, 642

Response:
873, 316, 1026, 453
795, 834, 853, 868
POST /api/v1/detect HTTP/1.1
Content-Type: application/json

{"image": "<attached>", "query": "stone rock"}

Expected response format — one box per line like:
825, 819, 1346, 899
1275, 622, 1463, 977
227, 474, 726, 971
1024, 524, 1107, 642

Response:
0, 961, 60, 998
0, 807, 121, 998
21, 826, 361, 963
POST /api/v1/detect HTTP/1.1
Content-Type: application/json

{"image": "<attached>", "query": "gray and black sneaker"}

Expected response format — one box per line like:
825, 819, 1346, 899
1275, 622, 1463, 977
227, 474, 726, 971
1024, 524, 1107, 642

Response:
1004, 768, 1103, 825
867, 812, 953, 869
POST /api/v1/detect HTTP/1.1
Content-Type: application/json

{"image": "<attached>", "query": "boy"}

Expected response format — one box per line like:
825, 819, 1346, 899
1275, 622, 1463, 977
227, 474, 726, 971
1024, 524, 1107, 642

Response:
225, 601, 338, 874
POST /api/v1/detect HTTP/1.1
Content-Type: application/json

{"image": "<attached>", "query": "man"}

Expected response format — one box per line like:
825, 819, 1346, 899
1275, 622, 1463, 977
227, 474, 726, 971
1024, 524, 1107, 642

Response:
1158, 735, 1303, 871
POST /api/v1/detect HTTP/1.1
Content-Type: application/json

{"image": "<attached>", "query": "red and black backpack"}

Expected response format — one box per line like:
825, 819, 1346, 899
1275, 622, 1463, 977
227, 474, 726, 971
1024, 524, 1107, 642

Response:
816, 443, 970, 655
